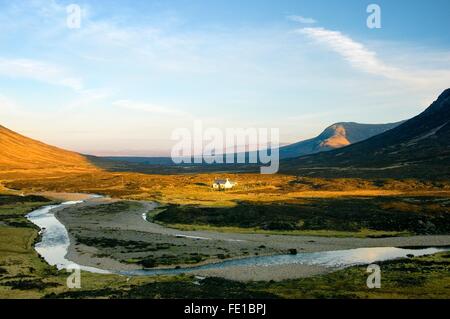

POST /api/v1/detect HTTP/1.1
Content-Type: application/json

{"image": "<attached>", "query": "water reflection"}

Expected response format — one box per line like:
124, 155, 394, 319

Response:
26, 201, 449, 277
121, 246, 448, 277
26, 201, 110, 274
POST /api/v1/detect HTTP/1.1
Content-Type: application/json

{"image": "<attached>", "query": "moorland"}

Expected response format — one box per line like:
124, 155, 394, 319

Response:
1, 89, 450, 298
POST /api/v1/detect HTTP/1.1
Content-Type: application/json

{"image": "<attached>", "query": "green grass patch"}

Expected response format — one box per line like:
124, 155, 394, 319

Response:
154, 197, 450, 237
44, 252, 450, 299
164, 224, 409, 238
252, 252, 450, 299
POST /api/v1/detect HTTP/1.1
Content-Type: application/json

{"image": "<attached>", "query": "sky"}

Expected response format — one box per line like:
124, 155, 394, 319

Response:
0, 0, 450, 156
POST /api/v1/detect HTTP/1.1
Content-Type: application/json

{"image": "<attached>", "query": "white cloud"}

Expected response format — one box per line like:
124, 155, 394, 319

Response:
297, 27, 406, 80
287, 15, 317, 24
64, 88, 112, 110
296, 27, 450, 91
1, 2, 450, 153
0, 58, 84, 91
112, 100, 188, 117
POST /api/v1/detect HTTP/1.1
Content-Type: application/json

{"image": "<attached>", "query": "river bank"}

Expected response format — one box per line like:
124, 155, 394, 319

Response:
3, 193, 449, 298
44, 196, 450, 281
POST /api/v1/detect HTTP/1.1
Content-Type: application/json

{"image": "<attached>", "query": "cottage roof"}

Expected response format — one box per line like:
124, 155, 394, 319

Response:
214, 179, 228, 184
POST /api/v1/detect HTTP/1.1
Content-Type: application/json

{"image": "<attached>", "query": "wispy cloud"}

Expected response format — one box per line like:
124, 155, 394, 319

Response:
112, 100, 188, 117
297, 27, 405, 80
296, 27, 450, 92
287, 15, 317, 24
64, 88, 112, 110
1, 1, 450, 152
0, 58, 84, 91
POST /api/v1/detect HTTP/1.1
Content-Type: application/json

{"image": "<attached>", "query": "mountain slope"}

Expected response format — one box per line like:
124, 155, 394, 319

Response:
282, 89, 450, 178
0, 125, 95, 170
279, 121, 403, 159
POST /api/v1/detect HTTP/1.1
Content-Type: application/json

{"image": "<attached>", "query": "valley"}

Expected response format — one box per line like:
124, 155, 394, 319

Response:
1, 89, 450, 299
1, 193, 449, 299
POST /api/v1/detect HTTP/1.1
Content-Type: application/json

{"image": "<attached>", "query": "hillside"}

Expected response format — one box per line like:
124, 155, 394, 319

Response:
282, 89, 450, 178
279, 121, 403, 159
0, 125, 95, 171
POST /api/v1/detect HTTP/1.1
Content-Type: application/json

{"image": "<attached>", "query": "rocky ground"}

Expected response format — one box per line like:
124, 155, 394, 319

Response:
53, 197, 450, 281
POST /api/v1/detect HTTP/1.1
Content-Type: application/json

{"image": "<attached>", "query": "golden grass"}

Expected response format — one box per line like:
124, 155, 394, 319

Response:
0, 125, 97, 171
0, 227, 36, 254
2, 170, 450, 207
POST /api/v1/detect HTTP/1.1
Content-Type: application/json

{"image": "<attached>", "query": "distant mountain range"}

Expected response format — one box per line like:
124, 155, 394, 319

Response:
279, 121, 403, 159
281, 88, 450, 179
96, 121, 404, 167
1, 89, 449, 179
0, 125, 94, 171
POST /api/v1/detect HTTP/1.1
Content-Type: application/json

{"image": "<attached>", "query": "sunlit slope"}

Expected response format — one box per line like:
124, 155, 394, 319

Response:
279, 121, 403, 159
0, 125, 96, 171
282, 88, 450, 178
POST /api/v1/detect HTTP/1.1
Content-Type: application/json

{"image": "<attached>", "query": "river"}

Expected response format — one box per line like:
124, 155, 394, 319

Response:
26, 198, 449, 277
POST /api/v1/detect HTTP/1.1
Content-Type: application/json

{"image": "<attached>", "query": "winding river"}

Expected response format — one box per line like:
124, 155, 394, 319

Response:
26, 199, 110, 274
26, 199, 449, 277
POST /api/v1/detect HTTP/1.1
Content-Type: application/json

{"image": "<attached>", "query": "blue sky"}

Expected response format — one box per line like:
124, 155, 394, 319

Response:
0, 0, 449, 155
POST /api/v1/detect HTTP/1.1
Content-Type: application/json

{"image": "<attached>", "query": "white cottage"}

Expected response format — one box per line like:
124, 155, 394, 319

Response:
212, 178, 236, 190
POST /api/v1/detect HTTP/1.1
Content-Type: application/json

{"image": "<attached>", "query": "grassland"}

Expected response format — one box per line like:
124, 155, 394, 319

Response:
2, 170, 450, 240
54, 200, 280, 270
1, 194, 449, 299
159, 224, 409, 238
42, 252, 450, 299
0, 125, 97, 172
253, 251, 450, 299
0, 195, 223, 299
2, 170, 450, 205
0, 194, 68, 298
153, 196, 450, 237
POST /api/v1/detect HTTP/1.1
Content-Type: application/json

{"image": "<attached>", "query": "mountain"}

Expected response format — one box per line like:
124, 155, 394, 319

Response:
0, 125, 95, 171
282, 89, 450, 178
279, 121, 403, 159
88, 121, 405, 175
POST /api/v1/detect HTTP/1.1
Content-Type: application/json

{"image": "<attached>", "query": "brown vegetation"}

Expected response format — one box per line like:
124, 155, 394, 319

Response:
2, 169, 450, 207
0, 125, 96, 171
